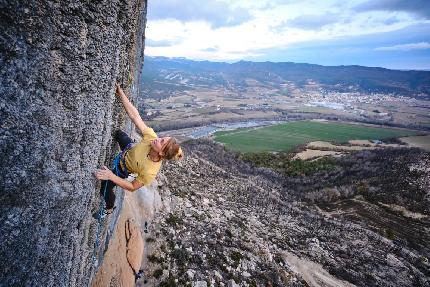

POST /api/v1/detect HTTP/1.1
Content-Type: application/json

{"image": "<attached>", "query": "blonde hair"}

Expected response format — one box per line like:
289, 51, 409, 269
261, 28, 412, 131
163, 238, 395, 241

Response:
162, 138, 183, 160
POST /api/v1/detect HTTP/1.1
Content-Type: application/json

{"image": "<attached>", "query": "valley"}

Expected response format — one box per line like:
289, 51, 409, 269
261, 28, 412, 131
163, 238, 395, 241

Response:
140, 57, 430, 132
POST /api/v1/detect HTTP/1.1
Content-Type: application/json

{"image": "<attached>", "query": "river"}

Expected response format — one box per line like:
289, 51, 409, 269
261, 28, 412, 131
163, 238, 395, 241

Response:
159, 120, 286, 139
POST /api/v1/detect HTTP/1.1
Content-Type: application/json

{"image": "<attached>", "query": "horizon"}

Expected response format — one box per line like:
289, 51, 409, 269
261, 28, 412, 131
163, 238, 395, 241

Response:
145, 55, 430, 72
145, 0, 430, 70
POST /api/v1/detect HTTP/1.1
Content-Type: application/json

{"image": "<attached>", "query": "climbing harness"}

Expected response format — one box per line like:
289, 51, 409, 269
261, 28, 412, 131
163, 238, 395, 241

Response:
119, 142, 133, 177
91, 142, 133, 267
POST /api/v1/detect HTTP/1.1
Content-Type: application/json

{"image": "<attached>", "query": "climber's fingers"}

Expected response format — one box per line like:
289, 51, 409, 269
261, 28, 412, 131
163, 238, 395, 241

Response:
115, 83, 123, 97
94, 166, 113, 180
94, 169, 105, 180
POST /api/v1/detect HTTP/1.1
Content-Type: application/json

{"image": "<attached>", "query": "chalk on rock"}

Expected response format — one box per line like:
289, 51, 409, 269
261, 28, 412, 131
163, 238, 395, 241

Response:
193, 280, 207, 287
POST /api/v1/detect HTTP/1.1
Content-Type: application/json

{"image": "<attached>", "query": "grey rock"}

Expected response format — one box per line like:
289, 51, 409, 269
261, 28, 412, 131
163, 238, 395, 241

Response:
242, 271, 251, 277
187, 268, 196, 279
228, 279, 240, 287
193, 280, 207, 287
0, 0, 147, 286
214, 270, 223, 280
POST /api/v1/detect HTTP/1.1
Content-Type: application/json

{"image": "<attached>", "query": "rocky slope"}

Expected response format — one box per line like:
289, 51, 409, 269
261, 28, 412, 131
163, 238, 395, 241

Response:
0, 1, 147, 285
143, 140, 430, 286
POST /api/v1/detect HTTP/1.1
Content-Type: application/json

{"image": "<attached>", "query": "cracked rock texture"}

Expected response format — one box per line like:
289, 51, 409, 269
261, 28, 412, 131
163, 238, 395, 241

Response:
0, 1, 147, 286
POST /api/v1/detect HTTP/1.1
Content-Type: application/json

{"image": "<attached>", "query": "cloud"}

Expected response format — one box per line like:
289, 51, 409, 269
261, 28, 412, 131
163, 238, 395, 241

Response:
354, 0, 430, 19
144, 0, 430, 67
383, 16, 401, 25
147, 0, 252, 28
145, 39, 180, 47
374, 42, 430, 51
285, 13, 340, 30
202, 47, 219, 52
245, 24, 430, 69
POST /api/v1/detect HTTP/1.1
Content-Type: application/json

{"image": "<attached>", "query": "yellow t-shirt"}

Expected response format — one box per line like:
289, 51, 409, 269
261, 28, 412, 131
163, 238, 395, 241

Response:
123, 127, 162, 186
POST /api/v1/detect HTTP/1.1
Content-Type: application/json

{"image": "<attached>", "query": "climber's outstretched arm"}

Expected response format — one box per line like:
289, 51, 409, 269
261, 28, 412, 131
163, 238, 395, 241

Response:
115, 83, 148, 133
95, 166, 143, 191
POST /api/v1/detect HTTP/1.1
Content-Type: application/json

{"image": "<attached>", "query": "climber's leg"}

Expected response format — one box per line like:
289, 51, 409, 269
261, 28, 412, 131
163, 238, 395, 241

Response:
115, 130, 132, 151
100, 130, 131, 212
100, 176, 117, 210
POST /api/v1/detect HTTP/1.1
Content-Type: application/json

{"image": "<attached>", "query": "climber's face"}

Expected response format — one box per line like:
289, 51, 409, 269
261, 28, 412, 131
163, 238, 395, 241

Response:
151, 137, 171, 153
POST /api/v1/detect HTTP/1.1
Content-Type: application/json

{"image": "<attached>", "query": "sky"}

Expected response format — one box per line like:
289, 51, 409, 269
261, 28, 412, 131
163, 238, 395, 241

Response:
145, 0, 430, 70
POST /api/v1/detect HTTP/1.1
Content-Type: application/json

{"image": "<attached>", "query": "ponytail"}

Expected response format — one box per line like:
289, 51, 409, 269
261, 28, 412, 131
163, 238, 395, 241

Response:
162, 138, 183, 160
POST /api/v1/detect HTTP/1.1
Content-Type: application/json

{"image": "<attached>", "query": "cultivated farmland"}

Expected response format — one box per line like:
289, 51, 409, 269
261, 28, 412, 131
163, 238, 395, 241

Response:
214, 121, 419, 152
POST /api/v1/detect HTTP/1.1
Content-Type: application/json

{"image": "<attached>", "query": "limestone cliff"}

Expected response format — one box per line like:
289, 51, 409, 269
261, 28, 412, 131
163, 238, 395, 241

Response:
0, 1, 147, 285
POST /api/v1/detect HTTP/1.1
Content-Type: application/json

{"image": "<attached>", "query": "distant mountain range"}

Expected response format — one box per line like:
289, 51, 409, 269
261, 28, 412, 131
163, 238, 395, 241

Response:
141, 56, 430, 99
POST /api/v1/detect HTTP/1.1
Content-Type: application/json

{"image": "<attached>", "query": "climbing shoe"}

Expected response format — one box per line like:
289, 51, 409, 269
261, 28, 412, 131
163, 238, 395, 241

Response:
92, 206, 116, 220
135, 269, 144, 281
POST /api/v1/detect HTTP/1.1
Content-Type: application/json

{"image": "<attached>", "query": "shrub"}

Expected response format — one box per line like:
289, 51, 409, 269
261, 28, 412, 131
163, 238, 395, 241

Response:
356, 181, 368, 193
147, 254, 164, 264
166, 213, 183, 226
385, 228, 396, 240
153, 269, 163, 279
172, 248, 189, 266
230, 251, 243, 267
159, 275, 177, 287
240, 151, 336, 176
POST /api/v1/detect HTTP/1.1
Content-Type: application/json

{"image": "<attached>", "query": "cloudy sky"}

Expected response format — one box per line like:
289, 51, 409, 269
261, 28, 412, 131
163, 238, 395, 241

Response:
145, 0, 430, 70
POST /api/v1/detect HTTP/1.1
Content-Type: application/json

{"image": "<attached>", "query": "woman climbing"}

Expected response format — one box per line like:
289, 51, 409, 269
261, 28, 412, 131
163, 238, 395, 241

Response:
95, 84, 183, 214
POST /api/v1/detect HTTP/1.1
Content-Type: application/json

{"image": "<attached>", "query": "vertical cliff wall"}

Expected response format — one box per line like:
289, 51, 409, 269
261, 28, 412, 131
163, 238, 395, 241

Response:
0, 1, 147, 285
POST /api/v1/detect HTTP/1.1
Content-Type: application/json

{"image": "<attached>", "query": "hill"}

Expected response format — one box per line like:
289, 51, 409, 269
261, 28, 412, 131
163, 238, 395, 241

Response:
142, 139, 430, 286
141, 56, 430, 100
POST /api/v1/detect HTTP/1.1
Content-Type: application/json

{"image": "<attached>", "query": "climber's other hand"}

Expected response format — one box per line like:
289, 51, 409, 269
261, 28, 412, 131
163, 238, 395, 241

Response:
95, 166, 114, 180
115, 83, 124, 98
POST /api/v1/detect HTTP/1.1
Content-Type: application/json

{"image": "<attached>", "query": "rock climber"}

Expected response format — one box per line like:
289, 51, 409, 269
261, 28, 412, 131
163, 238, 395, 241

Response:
94, 84, 183, 215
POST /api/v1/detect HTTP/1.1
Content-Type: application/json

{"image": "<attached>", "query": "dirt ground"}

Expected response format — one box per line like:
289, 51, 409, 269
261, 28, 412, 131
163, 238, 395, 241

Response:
293, 149, 343, 160
294, 136, 428, 161
399, 135, 430, 151
307, 141, 379, 151
283, 252, 357, 287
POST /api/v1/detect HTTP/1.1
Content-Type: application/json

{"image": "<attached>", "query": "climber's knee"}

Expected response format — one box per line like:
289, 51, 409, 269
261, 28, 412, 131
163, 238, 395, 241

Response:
115, 130, 132, 150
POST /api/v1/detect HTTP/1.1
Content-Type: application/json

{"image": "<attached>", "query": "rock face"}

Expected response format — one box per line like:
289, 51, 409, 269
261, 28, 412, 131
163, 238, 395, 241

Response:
0, 1, 147, 286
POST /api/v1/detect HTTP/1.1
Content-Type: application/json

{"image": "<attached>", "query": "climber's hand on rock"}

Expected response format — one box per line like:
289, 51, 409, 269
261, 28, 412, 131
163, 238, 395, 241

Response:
115, 83, 125, 98
95, 166, 114, 180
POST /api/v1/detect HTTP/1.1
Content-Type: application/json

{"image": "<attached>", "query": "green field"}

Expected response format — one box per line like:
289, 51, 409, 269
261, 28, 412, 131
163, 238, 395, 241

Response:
214, 121, 418, 152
